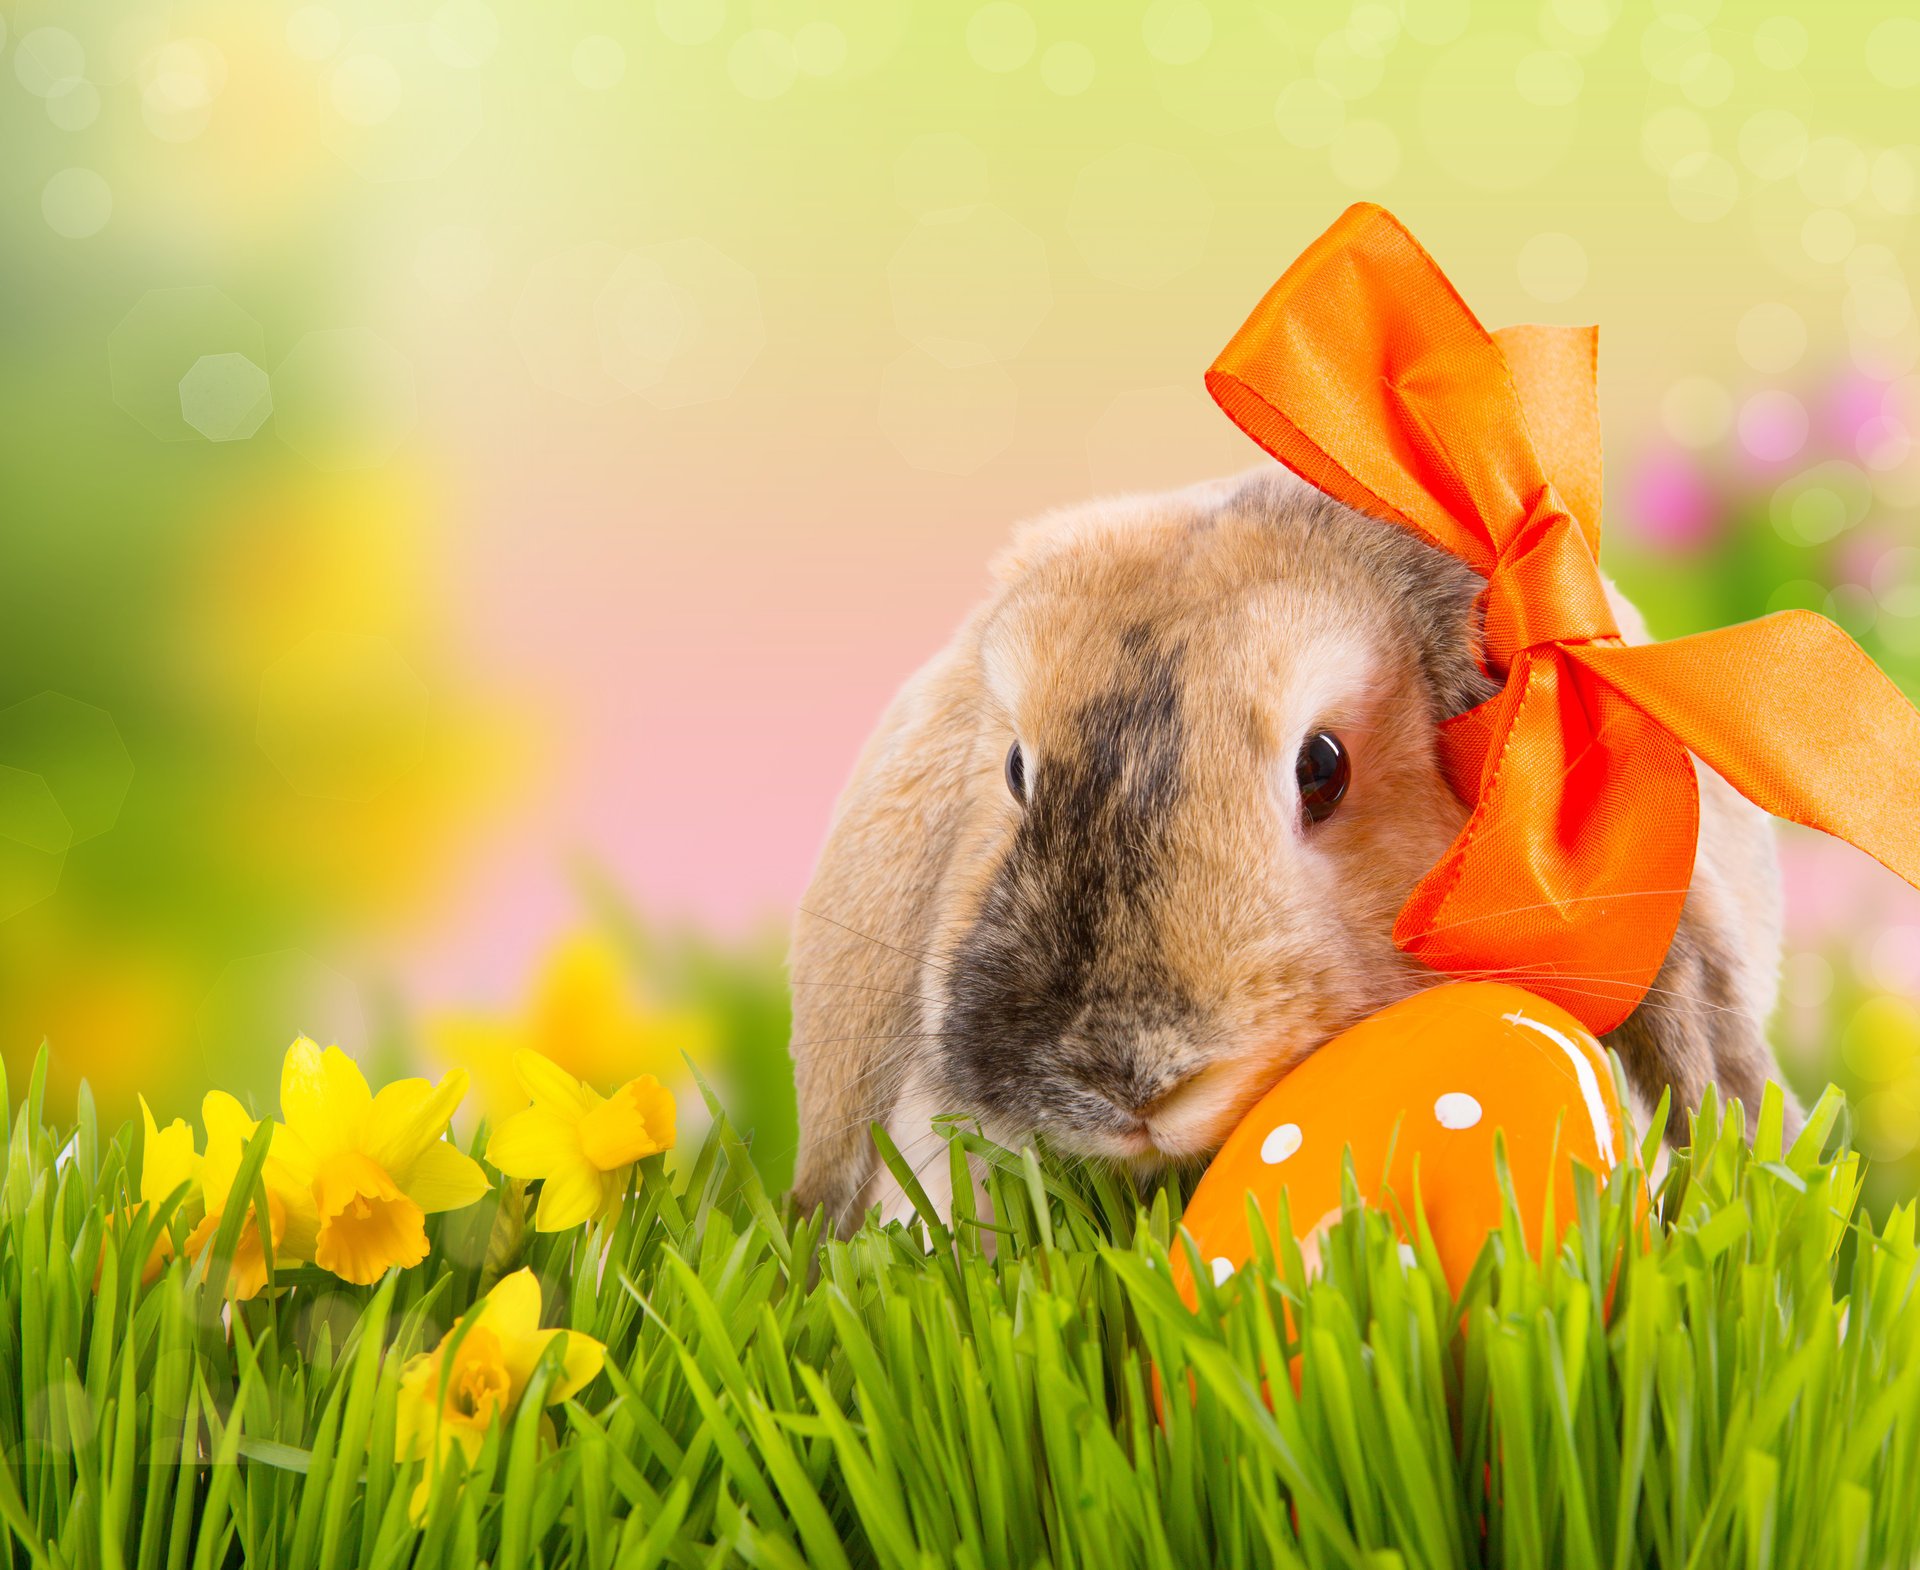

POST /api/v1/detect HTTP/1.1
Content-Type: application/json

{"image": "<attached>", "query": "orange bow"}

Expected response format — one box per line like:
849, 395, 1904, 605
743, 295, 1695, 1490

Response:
1208, 203, 1920, 1033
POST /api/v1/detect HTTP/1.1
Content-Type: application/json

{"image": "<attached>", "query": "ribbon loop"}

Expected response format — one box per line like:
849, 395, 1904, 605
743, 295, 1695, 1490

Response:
1209, 202, 1920, 1034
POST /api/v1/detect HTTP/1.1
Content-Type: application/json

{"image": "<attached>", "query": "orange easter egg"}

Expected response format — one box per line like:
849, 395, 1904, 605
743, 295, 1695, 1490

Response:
1172, 982, 1634, 1307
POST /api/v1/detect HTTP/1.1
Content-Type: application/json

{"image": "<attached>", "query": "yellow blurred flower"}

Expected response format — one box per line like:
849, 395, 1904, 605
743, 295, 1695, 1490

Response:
394, 1268, 604, 1519
269, 1039, 490, 1285
181, 1092, 290, 1301
431, 932, 711, 1125
485, 1051, 677, 1231
1843, 994, 1920, 1086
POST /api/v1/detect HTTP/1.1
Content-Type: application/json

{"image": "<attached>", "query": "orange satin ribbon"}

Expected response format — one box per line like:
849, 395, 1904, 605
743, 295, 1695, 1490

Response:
1207, 203, 1920, 1034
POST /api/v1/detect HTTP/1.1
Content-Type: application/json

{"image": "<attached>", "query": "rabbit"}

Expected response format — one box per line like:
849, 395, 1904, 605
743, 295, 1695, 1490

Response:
788, 469, 1786, 1231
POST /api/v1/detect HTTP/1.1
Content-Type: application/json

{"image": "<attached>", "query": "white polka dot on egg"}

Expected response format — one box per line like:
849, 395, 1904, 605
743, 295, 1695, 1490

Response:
1433, 1091, 1483, 1129
1260, 1122, 1303, 1164
1210, 1257, 1235, 1285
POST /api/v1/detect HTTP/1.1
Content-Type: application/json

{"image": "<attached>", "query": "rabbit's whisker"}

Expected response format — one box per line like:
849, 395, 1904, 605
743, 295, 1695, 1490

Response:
797, 905, 956, 976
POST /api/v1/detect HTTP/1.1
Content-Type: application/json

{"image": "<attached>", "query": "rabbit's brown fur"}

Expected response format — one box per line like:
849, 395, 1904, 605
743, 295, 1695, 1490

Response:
790, 471, 1784, 1229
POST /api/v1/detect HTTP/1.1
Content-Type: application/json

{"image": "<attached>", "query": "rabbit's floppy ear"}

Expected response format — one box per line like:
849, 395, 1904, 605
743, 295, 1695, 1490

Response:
789, 629, 984, 1227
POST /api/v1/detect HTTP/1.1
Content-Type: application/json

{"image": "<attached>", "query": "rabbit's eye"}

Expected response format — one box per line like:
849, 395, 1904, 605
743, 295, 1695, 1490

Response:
1296, 731, 1349, 824
1005, 741, 1028, 804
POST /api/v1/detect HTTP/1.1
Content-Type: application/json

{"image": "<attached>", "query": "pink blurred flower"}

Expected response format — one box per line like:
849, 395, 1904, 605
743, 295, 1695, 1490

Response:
1873, 925, 1920, 995
1737, 389, 1810, 466
1780, 829, 1920, 952
1627, 448, 1723, 550
1824, 370, 1891, 447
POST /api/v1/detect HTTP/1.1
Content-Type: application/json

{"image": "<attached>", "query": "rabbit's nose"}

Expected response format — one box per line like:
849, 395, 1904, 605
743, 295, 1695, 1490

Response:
1118, 1065, 1204, 1120
1142, 1061, 1253, 1160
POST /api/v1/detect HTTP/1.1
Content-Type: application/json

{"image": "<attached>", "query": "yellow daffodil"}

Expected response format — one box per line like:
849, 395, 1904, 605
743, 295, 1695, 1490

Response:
394, 1268, 604, 1518
486, 1051, 676, 1231
430, 932, 711, 1126
139, 1095, 202, 1208
269, 1038, 491, 1285
101, 1097, 204, 1288
182, 1092, 290, 1300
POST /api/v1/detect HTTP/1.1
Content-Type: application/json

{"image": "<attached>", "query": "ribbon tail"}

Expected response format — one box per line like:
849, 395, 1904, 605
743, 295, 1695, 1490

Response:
1568, 611, 1920, 890
1395, 649, 1698, 1035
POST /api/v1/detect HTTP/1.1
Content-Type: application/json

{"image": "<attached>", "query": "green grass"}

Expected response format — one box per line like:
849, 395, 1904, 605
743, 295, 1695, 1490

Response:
4, 1043, 1919, 1570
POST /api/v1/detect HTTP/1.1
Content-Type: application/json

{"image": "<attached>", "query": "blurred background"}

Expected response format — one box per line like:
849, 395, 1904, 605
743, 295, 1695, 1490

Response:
3, 0, 1918, 1207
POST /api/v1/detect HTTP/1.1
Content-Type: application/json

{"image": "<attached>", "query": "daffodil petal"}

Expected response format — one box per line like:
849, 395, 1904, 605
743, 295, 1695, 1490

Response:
492, 1324, 599, 1405
401, 1139, 491, 1214
224, 1189, 288, 1301
531, 1155, 607, 1233
578, 1075, 677, 1169
280, 1039, 372, 1159
497, 1326, 549, 1401
484, 1107, 578, 1180
262, 1124, 321, 1257
150, 1131, 201, 1204
198, 1091, 261, 1210
270, 1168, 322, 1260
593, 1171, 634, 1229
510, 1050, 594, 1117
365, 1076, 433, 1144
266, 1120, 319, 1188
474, 1268, 543, 1344
368, 1069, 469, 1173
394, 1360, 435, 1461
201, 1090, 258, 1145
548, 1328, 606, 1406
199, 1150, 238, 1214
138, 1098, 202, 1209
443, 1420, 487, 1465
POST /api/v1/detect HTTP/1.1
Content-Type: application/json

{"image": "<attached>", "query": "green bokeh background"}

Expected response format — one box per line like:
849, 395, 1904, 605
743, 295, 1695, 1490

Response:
2, 0, 1918, 1206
